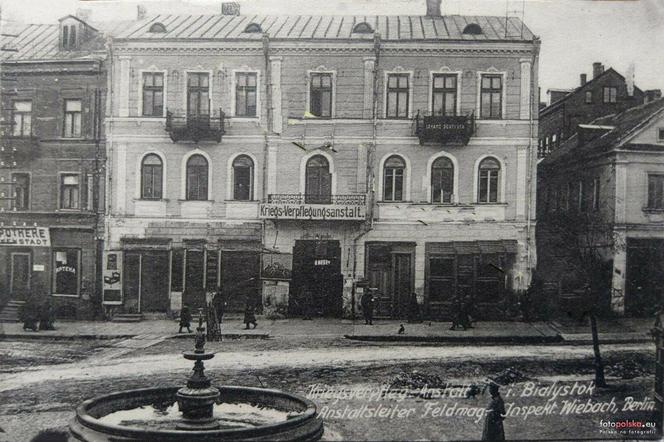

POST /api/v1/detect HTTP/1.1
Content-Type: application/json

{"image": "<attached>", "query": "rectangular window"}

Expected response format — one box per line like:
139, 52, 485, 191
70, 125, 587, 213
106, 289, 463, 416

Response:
478, 169, 499, 203
585, 91, 593, 104
432, 74, 457, 116
480, 75, 502, 119
647, 174, 664, 210
592, 177, 600, 211
658, 128, 664, 142
187, 73, 210, 118
142, 72, 164, 117
63, 99, 82, 137
603, 86, 617, 103
60, 174, 80, 209
12, 101, 32, 137
12, 173, 29, 210
386, 73, 410, 119
235, 72, 258, 117
384, 168, 403, 202
578, 181, 586, 212
309, 73, 332, 118
53, 249, 81, 296
86, 174, 94, 211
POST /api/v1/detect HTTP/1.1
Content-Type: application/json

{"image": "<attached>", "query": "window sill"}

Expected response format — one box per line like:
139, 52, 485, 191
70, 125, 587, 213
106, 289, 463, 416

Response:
178, 199, 214, 203
473, 202, 508, 206
230, 116, 260, 121
135, 198, 169, 202
57, 208, 82, 212
377, 200, 413, 204
225, 200, 259, 203
643, 208, 664, 214
51, 293, 79, 298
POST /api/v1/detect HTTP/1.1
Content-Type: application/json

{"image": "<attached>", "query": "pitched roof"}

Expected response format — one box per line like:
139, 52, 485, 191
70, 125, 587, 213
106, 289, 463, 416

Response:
114, 14, 535, 41
540, 98, 664, 167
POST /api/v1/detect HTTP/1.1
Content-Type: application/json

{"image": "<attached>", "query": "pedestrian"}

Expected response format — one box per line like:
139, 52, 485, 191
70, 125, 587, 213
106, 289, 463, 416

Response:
407, 291, 421, 323
482, 382, 506, 441
360, 290, 375, 325
213, 288, 226, 324
449, 294, 462, 330
244, 298, 257, 329
179, 304, 192, 333
38, 296, 55, 331
20, 294, 39, 332
461, 294, 474, 329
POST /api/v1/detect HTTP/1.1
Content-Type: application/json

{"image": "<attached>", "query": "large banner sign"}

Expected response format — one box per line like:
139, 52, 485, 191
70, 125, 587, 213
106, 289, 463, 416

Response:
0, 226, 50, 247
259, 203, 365, 221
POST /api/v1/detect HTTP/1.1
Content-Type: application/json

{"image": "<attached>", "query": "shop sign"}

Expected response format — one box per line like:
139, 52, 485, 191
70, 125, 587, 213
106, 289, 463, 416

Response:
259, 203, 365, 221
0, 227, 50, 247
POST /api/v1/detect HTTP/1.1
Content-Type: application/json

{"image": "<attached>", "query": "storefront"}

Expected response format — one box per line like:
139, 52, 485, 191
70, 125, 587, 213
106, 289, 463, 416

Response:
625, 238, 664, 317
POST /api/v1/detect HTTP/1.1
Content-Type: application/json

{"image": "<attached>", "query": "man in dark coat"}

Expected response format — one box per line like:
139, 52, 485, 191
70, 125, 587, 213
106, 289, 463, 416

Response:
38, 296, 55, 331
213, 288, 226, 324
179, 304, 192, 333
407, 292, 421, 323
244, 299, 257, 329
360, 290, 375, 325
20, 294, 39, 332
482, 382, 506, 441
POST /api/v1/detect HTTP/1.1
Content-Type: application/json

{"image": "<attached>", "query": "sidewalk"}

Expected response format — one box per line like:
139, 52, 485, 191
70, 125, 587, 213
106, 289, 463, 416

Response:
0, 316, 655, 344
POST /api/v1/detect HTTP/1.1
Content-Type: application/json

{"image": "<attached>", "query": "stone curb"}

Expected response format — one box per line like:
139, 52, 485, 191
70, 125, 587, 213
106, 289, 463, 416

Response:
344, 334, 564, 344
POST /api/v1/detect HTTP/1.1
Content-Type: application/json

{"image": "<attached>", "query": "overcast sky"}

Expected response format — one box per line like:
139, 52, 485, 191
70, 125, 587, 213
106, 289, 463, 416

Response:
1, 0, 663, 102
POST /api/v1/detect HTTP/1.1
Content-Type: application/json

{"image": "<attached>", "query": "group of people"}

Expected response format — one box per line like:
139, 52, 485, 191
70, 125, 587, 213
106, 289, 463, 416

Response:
177, 290, 258, 333
20, 295, 55, 332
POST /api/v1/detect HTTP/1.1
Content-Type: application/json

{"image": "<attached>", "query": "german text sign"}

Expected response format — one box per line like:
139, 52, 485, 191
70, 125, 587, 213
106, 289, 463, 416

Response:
0, 227, 51, 247
259, 203, 365, 220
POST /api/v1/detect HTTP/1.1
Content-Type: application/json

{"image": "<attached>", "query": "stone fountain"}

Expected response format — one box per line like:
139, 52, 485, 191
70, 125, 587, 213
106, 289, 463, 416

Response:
69, 311, 324, 441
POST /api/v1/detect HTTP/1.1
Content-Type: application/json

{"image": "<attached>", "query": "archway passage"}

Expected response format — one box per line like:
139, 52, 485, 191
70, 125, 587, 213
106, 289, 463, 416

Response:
290, 240, 342, 318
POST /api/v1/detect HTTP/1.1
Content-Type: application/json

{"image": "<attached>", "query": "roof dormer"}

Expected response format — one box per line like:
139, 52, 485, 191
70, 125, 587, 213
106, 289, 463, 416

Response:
58, 15, 98, 51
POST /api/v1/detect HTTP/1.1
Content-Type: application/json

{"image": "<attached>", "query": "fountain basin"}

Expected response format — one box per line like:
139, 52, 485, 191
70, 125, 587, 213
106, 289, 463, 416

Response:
69, 386, 324, 441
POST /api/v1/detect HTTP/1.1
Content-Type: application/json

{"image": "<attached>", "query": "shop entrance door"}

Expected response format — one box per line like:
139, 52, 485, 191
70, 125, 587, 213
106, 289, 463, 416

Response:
365, 243, 414, 318
123, 252, 141, 313
141, 251, 170, 312
290, 240, 342, 317
221, 251, 261, 313
10, 252, 31, 301
626, 239, 664, 316
393, 253, 412, 318
184, 249, 205, 310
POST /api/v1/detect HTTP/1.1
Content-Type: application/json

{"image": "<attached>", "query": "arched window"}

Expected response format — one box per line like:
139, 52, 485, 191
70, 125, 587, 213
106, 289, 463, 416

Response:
141, 154, 163, 200
478, 157, 501, 203
305, 155, 331, 204
352, 22, 373, 33
383, 155, 405, 202
149, 22, 167, 33
186, 154, 208, 201
232, 155, 254, 201
431, 157, 454, 204
462, 23, 483, 35
244, 23, 262, 33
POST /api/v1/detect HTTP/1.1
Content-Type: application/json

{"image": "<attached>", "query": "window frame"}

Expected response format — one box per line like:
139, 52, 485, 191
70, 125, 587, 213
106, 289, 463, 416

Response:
476, 157, 501, 204
63, 98, 82, 138
647, 174, 664, 211
231, 154, 254, 201
585, 90, 593, 104
185, 154, 209, 201
431, 156, 455, 204
430, 72, 460, 117
479, 73, 504, 120
59, 173, 81, 210
184, 71, 212, 119
657, 128, 664, 142
233, 71, 259, 118
307, 71, 335, 118
603, 86, 618, 104
592, 177, 600, 211
52, 248, 81, 297
140, 153, 164, 200
11, 172, 30, 211
140, 71, 166, 118
384, 71, 412, 119
304, 154, 332, 204
11, 100, 32, 137
382, 155, 406, 202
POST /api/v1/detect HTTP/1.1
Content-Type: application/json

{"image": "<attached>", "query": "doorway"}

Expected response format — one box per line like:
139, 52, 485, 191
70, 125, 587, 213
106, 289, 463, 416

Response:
626, 239, 664, 316
290, 240, 342, 317
123, 252, 141, 313
122, 250, 171, 313
184, 249, 205, 310
365, 243, 414, 318
221, 251, 261, 313
10, 252, 31, 301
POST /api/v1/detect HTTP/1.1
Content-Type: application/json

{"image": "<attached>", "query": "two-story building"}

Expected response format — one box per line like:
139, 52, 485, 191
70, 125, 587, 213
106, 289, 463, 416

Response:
105, 2, 540, 320
537, 98, 664, 316
0, 15, 108, 319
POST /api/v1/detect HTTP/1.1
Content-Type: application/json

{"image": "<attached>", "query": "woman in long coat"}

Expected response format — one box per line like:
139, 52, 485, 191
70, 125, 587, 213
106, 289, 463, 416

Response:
482, 382, 506, 441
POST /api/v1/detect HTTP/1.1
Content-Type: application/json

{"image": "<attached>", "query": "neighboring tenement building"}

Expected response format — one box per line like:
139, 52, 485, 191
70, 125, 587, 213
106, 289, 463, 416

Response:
0, 15, 110, 320
537, 98, 664, 317
104, 2, 540, 320
538, 62, 661, 158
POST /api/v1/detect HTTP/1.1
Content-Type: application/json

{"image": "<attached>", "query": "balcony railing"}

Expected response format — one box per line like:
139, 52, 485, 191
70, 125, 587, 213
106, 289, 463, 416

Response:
260, 194, 367, 221
165, 109, 225, 143
414, 111, 475, 146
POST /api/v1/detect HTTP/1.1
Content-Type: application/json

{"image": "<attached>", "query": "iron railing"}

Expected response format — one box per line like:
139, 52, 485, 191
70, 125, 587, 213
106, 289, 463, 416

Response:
266, 194, 366, 205
414, 111, 475, 146
165, 108, 225, 143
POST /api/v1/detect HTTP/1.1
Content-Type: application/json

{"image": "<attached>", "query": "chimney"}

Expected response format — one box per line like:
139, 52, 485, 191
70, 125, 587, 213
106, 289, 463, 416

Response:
626, 63, 635, 97
76, 8, 92, 23
137, 5, 147, 20
580, 74, 587, 86
426, 0, 442, 16
592, 62, 604, 79
222, 2, 241, 15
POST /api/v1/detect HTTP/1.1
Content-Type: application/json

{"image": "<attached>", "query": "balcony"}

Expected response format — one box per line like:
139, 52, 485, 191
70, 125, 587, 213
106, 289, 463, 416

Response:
259, 194, 367, 221
165, 109, 225, 143
0, 136, 40, 161
414, 111, 475, 146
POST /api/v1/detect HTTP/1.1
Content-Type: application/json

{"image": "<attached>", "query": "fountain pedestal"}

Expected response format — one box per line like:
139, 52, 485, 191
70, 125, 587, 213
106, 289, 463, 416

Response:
176, 312, 220, 430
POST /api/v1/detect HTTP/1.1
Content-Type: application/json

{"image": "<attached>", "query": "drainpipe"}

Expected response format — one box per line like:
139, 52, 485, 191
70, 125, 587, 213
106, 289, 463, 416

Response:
525, 38, 541, 289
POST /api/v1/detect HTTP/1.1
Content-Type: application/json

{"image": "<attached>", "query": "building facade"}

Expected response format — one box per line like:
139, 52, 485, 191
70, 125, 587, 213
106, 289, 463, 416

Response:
0, 16, 107, 319
538, 62, 658, 158
537, 98, 664, 317
105, 6, 540, 320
